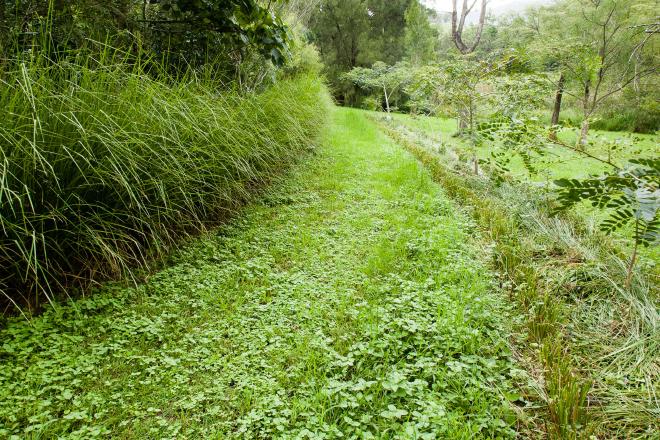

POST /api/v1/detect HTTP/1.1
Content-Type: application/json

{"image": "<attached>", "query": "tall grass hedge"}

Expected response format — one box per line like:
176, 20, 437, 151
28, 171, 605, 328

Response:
0, 55, 330, 310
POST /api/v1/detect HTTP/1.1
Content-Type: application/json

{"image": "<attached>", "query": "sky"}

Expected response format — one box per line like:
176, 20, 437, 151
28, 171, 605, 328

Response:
421, 0, 554, 15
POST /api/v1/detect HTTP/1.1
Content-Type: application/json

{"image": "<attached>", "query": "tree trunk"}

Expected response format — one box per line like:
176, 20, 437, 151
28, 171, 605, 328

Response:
451, 0, 488, 54
549, 73, 564, 141
383, 85, 391, 114
578, 119, 589, 149
457, 108, 468, 133
577, 80, 591, 149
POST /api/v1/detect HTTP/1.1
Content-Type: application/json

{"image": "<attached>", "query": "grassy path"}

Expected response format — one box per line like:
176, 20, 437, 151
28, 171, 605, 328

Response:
1, 108, 522, 439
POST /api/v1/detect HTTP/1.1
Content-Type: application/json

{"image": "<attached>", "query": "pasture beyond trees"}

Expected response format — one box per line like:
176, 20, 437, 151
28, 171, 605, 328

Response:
0, 0, 658, 439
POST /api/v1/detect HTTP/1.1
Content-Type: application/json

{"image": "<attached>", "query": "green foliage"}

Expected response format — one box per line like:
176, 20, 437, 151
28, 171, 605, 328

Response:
281, 37, 324, 79
0, 0, 290, 68
0, 53, 330, 309
309, 0, 416, 104
478, 74, 553, 177
471, 72, 659, 255
554, 159, 659, 247
360, 95, 381, 111
409, 53, 513, 138
403, 0, 437, 65
364, 0, 411, 63
405, 64, 443, 115
152, 0, 290, 65
488, 0, 658, 140
343, 61, 412, 112
591, 93, 660, 133
0, 0, 135, 52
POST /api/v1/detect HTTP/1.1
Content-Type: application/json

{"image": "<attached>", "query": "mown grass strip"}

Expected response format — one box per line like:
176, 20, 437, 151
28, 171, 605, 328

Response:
0, 107, 525, 438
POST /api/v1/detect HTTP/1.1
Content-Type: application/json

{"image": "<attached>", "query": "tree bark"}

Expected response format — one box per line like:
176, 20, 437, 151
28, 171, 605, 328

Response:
577, 80, 591, 148
383, 85, 390, 114
457, 108, 468, 133
451, 0, 488, 54
549, 73, 565, 141
578, 119, 590, 149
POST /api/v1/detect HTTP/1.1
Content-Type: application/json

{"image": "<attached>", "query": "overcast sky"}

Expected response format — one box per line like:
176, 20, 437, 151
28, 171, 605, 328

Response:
421, 0, 554, 14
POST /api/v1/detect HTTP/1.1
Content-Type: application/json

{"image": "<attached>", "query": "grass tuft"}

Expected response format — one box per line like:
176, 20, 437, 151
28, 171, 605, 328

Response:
0, 52, 331, 312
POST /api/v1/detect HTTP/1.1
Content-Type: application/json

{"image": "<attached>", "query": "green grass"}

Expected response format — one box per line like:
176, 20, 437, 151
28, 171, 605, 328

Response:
371, 111, 659, 438
0, 53, 330, 310
381, 112, 659, 181
381, 111, 660, 262
0, 107, 524, 438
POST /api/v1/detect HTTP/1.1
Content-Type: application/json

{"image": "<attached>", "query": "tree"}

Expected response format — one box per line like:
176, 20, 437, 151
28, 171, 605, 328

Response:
480, 74, 658, 284
404, 1, 437, 66
450, 0, 488, 55
535, 0, 657, 147
576, 0, 656, 146
309, 0, 413, 104
490, 0, 658, 145
143, 0, 290, 66
344, 61, 411, 114
408, 54, 508, 172
549, 72, 565, 141
308, 0, 371, 103
365, 0, 411, 63
446, 0, 490, 133
0, 0, 290, 68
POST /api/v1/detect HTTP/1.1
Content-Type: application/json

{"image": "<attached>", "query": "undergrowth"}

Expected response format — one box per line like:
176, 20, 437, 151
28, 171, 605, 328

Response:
371, 114, 659, 439
0, 51, 330, 312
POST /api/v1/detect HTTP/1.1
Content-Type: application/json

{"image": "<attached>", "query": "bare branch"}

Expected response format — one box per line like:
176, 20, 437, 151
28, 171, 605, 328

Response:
594, 66, 658, 106
451, 0, 488, 54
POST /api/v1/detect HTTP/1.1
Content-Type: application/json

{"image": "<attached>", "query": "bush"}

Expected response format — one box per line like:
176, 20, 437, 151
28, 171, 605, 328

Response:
536, 104, 659, 134
282, 40, 324, 78
360, 95, 382, 111
0, 54, 331, 309
591, 99, 660, 133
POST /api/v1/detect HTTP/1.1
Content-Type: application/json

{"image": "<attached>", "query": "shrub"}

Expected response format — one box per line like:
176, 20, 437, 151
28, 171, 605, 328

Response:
591, 100, 660, 133
360, 95, 382, 112
0, 54, 330, 310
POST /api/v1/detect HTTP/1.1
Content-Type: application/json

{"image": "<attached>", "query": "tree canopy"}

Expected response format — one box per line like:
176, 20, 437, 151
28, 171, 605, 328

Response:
0, 0, 290, 67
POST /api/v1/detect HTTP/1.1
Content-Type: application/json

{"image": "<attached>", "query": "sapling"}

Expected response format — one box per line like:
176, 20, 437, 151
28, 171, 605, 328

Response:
343, 62, 412, 115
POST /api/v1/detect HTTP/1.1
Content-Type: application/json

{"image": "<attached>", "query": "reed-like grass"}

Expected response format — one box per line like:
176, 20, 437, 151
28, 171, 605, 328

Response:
0, 52, 330, 311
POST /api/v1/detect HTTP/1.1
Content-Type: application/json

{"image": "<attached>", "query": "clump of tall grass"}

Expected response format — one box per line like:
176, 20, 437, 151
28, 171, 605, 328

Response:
0, 50, 330, 311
